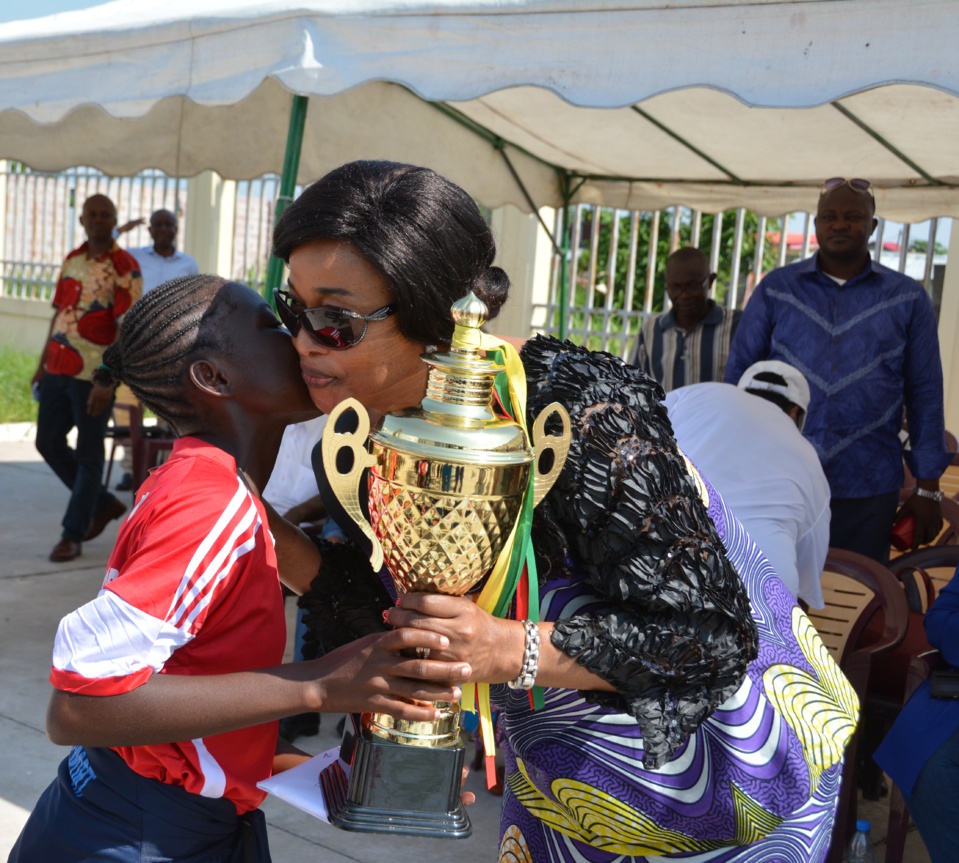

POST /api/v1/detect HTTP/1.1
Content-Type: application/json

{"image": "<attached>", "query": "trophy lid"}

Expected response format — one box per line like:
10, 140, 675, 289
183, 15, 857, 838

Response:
368, 292, 532, 466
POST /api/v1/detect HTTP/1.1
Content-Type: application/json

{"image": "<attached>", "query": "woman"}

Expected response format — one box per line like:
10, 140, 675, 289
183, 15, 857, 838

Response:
8, 275, 471, 863
275, 161, 859, 863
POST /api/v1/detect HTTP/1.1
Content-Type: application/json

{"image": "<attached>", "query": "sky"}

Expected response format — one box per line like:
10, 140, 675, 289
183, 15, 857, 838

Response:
0, 0, 96, 22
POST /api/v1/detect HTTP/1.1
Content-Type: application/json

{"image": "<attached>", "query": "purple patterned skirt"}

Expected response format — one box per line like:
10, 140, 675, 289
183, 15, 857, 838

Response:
491, 477, 856, 863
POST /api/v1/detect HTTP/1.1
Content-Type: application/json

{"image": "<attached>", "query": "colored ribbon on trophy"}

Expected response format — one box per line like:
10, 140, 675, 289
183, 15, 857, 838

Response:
452, 333, 544, 788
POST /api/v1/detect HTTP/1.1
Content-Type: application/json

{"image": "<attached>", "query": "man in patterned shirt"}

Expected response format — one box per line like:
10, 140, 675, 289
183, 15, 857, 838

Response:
31, 194, 143, 562
724, 177, 952, 562
630, 247, 741, 392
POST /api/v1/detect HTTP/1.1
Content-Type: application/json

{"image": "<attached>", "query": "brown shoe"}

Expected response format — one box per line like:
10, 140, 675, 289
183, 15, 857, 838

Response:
83, 498, 127, 541
50, 538, 82, 562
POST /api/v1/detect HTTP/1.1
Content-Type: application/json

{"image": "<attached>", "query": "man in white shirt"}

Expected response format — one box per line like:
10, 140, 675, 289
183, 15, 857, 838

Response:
664, 361, 831, 608
128, 209, 199, 292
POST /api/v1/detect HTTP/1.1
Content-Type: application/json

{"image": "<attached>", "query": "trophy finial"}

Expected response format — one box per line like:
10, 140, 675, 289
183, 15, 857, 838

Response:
451, 292, 488, 329
449, 293, 489, 355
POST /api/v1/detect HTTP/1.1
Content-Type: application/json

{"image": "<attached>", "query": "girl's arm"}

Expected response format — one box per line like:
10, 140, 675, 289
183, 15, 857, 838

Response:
47, 627, 470, 747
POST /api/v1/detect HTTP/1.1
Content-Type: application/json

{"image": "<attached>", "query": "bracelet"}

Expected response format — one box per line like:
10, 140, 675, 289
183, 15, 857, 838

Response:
507, 619, 541, 690
913, 487, 944, 502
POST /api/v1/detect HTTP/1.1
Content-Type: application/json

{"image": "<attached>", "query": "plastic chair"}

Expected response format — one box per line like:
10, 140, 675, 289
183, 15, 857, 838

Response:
805, 548, 910, 863
115, 402, 176, 494
889, 545, 959, 598
103, 404, 133, 488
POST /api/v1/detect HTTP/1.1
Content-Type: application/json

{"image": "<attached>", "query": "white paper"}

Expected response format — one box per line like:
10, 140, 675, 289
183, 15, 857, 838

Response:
257, 746, 347, 822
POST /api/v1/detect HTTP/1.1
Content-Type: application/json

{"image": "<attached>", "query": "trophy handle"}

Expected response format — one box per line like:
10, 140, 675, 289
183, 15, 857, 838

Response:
530, 402, 571, 508
321, 398, 384, 571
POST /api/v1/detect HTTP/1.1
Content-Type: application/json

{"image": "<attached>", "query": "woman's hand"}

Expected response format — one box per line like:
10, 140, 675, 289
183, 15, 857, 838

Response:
273, 736, 312, 774
385, 594, 524, 685
387, 594, 617, 693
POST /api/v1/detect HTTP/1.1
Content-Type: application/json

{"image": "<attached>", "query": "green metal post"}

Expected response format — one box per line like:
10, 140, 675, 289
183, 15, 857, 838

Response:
558, 202, 570, 341
264, 94, 309, 305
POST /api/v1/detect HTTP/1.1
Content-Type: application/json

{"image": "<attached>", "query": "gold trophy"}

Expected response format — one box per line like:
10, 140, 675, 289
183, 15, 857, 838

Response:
319, 293, 570, 838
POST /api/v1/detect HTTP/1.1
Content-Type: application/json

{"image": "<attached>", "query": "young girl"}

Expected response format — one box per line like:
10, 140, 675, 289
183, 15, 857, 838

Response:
9, 275, 470, 863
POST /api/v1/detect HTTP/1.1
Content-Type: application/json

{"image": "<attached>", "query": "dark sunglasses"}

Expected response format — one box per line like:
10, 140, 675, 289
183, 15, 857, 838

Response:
820, 177, 873, 198
273, 288, 396, 350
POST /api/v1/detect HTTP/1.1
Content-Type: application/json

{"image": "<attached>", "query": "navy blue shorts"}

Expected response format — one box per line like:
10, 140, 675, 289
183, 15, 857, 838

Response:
8, 746, 271, 862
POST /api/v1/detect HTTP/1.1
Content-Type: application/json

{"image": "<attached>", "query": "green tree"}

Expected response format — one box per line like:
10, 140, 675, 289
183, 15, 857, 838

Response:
908, 238, 947, 255
571, 206, 781, 315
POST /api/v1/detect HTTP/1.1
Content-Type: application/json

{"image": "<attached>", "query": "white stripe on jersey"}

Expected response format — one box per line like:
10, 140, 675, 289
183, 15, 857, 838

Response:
180, 528, 259, 632
52, 589, 189, 679
192, 736, 227, 799
166, 478, 260, 631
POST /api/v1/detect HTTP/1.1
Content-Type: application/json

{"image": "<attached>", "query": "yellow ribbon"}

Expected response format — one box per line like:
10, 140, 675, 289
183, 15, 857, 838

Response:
456, 333, 530, 767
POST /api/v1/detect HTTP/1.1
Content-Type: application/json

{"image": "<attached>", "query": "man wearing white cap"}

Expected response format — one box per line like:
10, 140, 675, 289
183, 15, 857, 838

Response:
665, 361, 830, 608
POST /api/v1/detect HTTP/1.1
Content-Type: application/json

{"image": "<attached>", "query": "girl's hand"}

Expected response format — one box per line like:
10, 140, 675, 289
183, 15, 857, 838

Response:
307, 626, 473, 721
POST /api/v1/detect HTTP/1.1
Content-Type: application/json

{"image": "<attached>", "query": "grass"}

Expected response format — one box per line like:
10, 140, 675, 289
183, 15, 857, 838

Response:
0, 347, 41, 424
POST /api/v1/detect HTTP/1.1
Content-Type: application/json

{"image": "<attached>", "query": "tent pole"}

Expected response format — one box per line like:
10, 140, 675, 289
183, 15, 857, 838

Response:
558, 201, 571, 341
556, 175, 587, 341
264, 94, 309, 304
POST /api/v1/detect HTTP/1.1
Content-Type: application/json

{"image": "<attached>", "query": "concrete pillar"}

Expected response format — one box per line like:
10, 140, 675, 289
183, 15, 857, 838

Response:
490, 204, 554, 339
181, 171, 236, 278
0, 162, 7, 292
940, 227, 959, 433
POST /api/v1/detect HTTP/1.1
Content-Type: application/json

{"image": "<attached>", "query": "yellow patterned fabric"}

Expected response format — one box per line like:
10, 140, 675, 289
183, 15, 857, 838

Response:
763, 607, 860, 789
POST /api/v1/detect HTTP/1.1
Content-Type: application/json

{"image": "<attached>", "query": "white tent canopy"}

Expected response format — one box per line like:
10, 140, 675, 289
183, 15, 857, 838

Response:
1, 0, 958, 221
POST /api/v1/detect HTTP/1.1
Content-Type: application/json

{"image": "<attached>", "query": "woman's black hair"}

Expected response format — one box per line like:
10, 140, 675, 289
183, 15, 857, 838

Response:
92, 274, 231, 429
272, 160, 509, 345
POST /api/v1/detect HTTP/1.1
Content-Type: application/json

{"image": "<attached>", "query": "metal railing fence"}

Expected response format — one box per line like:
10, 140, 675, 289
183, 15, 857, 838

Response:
535, 204, 948, 359
1, 165, 948, 358
0, 165, 295, 301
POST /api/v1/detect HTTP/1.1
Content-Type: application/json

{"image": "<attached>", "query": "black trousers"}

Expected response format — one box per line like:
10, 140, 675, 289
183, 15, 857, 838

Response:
9, 746, 270, 863
828, 490, 901, 564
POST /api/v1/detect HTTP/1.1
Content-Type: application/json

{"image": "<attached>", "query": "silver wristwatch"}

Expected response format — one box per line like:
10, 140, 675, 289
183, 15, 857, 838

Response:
913, 487, 944, 502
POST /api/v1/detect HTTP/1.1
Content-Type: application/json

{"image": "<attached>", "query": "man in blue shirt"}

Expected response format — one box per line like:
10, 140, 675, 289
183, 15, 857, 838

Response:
724, 177, 951, 562
128, 209, 199, 293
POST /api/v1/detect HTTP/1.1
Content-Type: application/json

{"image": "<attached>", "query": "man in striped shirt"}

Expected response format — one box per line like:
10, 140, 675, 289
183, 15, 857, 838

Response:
630, 247, 741, 392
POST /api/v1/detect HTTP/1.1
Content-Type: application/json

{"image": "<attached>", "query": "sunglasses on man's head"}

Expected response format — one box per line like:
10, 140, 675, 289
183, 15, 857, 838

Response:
820, 177, 873, 198
273, 288, 396, 350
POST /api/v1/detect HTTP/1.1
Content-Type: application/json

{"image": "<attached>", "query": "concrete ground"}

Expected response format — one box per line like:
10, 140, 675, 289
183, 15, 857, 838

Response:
0, 426, 933, 862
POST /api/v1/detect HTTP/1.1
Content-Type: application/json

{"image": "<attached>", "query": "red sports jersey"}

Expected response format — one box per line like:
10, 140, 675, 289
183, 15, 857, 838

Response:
50, 437, 286, 813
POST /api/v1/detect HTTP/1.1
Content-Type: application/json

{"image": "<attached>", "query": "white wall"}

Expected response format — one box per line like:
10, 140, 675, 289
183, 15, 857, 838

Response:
490, 204, 553, 339
0, 297, 48, 355
941, 230, 959, 434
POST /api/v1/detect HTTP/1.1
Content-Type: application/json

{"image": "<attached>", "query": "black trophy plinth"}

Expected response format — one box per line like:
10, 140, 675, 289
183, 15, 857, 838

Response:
320, 715, 472, 839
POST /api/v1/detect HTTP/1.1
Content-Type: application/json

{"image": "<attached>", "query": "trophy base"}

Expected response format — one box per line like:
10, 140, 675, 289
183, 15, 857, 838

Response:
323, 715, 472, 839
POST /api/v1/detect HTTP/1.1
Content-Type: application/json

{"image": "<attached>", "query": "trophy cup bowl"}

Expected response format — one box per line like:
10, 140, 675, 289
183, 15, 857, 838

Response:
317, 293, 570, 838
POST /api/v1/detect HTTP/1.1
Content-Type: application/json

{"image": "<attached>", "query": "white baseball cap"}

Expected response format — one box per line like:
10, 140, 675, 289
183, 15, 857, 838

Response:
737, 361, 811, 428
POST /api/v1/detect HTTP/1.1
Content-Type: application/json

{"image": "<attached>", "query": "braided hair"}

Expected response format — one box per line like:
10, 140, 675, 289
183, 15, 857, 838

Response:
92, 274, 231, 429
